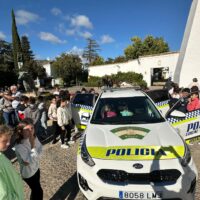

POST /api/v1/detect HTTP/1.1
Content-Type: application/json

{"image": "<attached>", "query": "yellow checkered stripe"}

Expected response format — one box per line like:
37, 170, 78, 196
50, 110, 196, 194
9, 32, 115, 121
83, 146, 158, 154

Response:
171, 117, 198, 126
81, 146, 185, 160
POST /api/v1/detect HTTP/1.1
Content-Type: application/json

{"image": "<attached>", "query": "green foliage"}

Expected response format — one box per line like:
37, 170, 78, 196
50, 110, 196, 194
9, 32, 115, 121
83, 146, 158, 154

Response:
113, 56, 127, 63
105, 58, 114, 64
83, 38, 100, 64
85, 76, 102, 87
124, 35, 169, 60
12, 9, 23, 70
90, 56, 104, 66
21, 36, 34, 62
20, 35, 43, 79
52, 53, 83, 86
87, 72, 147, 88
0, 40, 14, 71
0, 71, 17, 87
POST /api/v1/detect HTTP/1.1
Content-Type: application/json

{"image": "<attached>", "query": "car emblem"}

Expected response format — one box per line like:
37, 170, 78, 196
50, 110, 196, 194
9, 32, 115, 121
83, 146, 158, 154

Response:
133, 163, 143, 169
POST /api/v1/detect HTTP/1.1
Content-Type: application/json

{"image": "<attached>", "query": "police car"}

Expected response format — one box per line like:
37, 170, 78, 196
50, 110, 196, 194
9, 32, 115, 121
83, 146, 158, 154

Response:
77, 88, 197, 200
146, 89, 170, 116
71, 93, 97, 130
166, 90, 200, 144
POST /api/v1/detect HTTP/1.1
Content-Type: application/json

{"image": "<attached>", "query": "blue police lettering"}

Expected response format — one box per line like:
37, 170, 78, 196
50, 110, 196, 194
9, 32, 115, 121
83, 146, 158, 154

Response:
187, 121, 200, 132
106, 148, 167, 157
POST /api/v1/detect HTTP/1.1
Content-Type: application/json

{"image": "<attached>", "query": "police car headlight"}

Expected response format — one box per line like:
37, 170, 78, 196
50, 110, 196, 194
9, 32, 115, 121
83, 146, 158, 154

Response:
181, 143, 191, 167
81, 137, 95, 167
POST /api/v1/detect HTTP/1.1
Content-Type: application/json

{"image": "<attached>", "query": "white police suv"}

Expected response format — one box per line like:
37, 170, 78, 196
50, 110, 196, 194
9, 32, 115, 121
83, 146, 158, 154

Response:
77, 88, 198, 200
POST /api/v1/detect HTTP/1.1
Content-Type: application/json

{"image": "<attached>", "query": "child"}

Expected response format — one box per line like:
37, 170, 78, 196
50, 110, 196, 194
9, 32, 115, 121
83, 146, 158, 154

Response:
57, 98, 73, 148
15, 119, 43, 200
48, 96, 60, 144
0, 125, 24, 199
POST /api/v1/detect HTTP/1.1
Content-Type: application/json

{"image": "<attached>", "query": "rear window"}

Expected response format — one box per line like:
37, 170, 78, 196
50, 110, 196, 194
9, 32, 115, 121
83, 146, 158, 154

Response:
72, 94, 94, 107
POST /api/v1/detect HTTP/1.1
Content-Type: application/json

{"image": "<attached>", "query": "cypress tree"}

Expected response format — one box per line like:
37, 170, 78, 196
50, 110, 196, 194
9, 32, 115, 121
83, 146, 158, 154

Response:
12, 9, 23, 70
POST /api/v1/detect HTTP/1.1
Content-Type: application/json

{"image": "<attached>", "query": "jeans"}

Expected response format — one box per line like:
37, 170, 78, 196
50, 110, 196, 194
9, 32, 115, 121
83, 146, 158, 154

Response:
3, 111, 16, 127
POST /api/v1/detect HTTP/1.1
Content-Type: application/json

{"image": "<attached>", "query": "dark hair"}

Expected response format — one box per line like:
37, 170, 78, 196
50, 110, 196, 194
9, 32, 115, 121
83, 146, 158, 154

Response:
182, 88, 190, 93
37, 95, 44, 102
29, 96, 36, 104
20, 95, 29, 102
191, 86, 199, 93
0, 125, 12, 137
15, 118, 34, 144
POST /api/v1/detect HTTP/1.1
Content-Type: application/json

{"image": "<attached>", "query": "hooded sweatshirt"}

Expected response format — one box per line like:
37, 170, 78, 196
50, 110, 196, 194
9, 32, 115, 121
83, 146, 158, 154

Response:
24, 104, 40, 125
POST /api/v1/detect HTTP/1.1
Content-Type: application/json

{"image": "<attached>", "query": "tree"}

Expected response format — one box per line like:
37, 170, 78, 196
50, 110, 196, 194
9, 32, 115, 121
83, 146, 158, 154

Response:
113, 56, 127, 63
0, 40, 14, 71
21, 36, 34, 63
52, 53, 83, 85
90, 56, 104, 66
12, 9, 23, 70
124, 35, 169, 60
20, 35, 41, 79
105, 57, 114, 64
83, 38, 100, 65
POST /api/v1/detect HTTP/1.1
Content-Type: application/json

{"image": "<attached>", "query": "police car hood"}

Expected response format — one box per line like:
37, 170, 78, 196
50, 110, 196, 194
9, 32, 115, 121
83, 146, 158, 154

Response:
86, 122, 184, 147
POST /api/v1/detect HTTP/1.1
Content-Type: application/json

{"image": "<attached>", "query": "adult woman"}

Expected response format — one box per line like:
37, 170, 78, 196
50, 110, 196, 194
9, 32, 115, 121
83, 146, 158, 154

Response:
15, 118, 43, 200
0, 125, 24, 199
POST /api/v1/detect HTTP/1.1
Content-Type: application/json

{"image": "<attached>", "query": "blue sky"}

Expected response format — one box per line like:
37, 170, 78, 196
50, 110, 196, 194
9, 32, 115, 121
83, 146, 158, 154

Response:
0, 0, 192, 60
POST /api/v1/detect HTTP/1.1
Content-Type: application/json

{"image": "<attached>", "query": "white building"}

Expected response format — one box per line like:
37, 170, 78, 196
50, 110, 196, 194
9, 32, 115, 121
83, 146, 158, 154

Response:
89, 52, 179, 87
89, 0, 200, 88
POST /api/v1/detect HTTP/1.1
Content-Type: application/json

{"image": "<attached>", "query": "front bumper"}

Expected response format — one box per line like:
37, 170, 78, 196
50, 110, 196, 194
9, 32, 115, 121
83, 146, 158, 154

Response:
77, 156, 198, 200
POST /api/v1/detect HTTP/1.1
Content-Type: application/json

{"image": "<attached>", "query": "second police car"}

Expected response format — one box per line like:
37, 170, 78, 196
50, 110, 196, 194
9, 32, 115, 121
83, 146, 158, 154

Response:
77, 88, 198, 200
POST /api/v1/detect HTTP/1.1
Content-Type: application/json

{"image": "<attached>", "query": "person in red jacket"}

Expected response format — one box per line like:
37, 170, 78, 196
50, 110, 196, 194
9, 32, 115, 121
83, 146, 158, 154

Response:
187, 92, 200, 111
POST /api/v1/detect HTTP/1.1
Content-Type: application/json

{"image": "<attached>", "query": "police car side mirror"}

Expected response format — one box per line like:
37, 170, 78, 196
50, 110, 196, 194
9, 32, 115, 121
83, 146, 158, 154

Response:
170, 110, 186, 118
82, 112, 90, 119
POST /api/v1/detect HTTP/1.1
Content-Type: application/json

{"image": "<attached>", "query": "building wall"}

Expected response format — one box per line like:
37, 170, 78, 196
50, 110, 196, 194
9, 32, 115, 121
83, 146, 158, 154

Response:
174, 0, 200, 87
89, 52, 179, 87
43, 63, 52, 77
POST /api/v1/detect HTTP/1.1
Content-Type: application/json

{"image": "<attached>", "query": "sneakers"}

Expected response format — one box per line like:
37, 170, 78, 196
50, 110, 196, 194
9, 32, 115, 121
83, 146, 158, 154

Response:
61, 144, 69, 149
52, 140, 57, 144
68, 140, 75, 145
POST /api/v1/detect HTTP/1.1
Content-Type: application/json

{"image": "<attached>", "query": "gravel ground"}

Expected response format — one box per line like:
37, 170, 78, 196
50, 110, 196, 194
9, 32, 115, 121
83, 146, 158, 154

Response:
11, 138, 200, 200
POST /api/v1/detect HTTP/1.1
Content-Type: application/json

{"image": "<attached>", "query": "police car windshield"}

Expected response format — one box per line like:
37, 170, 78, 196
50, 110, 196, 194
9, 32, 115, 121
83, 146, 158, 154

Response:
90, 96, 165, 124
72, 93, 94, 107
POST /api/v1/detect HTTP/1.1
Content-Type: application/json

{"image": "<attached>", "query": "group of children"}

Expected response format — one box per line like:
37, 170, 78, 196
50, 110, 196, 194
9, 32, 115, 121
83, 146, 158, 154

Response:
166, 78, 200, 113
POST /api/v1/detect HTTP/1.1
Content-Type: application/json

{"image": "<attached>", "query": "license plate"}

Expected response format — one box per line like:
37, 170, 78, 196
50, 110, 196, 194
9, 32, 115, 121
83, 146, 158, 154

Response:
119, 191, 162, 199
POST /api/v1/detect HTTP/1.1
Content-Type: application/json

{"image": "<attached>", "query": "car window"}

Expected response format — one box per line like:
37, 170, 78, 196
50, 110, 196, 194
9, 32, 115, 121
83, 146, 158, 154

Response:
72, 94, 94, 107
146, 89, 169, 103
91, 96, 165, 124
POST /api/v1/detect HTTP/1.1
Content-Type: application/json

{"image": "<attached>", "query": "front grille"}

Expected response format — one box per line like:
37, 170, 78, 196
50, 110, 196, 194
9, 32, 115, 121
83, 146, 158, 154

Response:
97, 169, 181, 185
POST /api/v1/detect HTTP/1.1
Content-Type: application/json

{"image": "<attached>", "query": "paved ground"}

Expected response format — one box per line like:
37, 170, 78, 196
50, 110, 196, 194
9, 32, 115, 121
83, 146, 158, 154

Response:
11, 135, 200, 200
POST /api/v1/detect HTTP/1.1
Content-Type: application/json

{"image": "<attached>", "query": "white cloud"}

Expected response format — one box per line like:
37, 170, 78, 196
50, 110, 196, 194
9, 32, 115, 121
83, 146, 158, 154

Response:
66, 46, 88, 63
71, 15, 93, 29
39, 32, 67, 44
78, 31, 92, 39
51, 8, 62, 16
16, 10, 39, 25
0, 31, 6, 40
66, 29, 76, 36
100, 34, 115, 44
67, 46, 84, 55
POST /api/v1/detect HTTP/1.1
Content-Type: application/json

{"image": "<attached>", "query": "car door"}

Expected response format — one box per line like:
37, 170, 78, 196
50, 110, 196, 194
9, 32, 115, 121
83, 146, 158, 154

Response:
146, 89, 170, 116
71, 93, 94, 130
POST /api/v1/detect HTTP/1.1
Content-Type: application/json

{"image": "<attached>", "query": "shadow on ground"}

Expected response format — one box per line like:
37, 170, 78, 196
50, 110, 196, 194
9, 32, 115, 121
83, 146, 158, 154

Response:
49, 172, 80, 200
